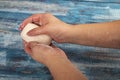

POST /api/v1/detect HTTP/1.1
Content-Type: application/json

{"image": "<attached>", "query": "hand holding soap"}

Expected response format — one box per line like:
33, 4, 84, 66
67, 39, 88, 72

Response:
21, 23, 52, 45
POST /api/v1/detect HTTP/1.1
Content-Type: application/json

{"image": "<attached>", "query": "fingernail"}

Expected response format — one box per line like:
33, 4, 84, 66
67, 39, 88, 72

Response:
18, 27, 22, 31
19, 23, 24, 30
19, 23, 22, 27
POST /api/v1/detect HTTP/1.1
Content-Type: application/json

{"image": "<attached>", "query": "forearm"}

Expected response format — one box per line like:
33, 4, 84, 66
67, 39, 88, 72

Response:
46, 56, 87, 80
65, 20, 120, 49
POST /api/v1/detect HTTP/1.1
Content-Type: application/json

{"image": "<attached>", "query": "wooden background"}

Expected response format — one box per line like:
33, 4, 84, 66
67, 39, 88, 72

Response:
0, 0, 120, 80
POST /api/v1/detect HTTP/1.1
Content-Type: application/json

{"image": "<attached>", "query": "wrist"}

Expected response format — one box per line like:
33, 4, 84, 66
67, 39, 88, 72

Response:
60, 24, 74, 43
62, 24, 78, 43
44, 55, 87, 80
44, 55, 69, 67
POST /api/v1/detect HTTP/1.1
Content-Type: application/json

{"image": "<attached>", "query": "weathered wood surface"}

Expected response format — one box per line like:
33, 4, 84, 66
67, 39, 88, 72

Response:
0, 0, 120, 80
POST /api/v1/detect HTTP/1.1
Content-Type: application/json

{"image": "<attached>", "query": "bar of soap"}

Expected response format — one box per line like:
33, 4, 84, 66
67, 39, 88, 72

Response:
21, 23, 52, 45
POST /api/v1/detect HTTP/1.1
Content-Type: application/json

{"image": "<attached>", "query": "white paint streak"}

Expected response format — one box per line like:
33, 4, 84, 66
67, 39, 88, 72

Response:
0, 1, 68, 15
92, 7, 120, 20
0, 51, 7, 66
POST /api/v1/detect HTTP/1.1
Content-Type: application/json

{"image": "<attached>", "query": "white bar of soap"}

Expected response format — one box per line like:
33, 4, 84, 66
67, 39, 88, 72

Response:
21, 23, 52, 45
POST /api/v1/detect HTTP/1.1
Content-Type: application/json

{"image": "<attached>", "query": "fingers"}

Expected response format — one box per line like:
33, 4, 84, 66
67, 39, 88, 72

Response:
50, 44, 68, 58
19, 17, 33, 30
29, 42, 65, 56
19, 14, 41, 30
29, 42, 54, 58
27, 25, 47, 36
24, 41, 68, 63
29, 42, 52, 51
29, 41, 40, 49
22, 40, 32, 54
23, 41, 41, 55
19, 13, 50, 31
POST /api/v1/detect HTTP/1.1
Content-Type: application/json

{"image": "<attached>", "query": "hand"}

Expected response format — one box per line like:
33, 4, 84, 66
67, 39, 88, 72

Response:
19, 13, 72, 43
23, 41, 68, 66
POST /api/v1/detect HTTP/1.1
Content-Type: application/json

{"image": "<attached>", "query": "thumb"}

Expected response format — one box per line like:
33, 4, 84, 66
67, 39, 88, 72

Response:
29, 41, 39, 48
29, 42, 53, 54
27, 25, 47, 36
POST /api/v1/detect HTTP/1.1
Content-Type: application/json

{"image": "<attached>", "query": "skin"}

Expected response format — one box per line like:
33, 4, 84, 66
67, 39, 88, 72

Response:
19, 13, 120, 80
19, 13, 120, 49
23, 42, 87, 80
20, 13, 87, 80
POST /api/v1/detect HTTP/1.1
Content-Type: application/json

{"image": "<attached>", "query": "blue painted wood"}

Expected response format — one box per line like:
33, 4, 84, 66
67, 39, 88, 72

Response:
0, 0, 120, 80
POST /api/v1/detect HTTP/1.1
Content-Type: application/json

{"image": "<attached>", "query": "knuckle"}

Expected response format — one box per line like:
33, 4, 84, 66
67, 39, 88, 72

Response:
44, 13, 52, 17
35, 45, 40, 49
31, 13, 39, 17
47, 48, 54, 53
32, 45, 39, 51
